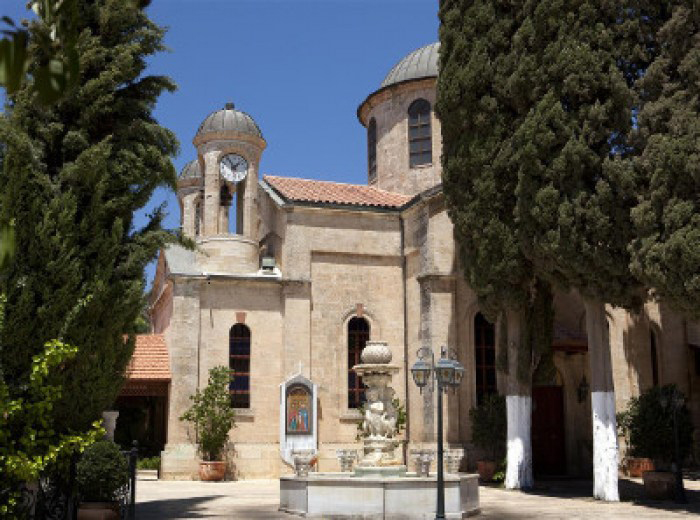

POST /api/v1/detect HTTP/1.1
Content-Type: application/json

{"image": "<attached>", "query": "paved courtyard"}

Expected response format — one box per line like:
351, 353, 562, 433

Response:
137, 476, 700, 519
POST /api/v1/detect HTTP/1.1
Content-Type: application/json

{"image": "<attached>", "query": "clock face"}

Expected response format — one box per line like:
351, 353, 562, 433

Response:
219, 154, 248, 183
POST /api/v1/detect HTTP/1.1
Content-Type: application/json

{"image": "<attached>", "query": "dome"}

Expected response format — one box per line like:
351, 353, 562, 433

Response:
380, 42, 440, 89
195, 102, 263, 139
179, 159, 201, 180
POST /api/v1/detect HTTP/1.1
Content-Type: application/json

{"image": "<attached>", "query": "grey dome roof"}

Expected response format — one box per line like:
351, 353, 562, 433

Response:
380, 42, 440, 89
196, 103, 263, 139
179, 159, 201, 180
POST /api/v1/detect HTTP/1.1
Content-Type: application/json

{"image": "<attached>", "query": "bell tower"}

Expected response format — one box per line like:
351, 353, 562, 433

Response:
179, 103, 266, 274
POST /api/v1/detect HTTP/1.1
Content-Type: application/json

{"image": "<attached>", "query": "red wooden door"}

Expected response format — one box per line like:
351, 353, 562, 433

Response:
531, 386, 566, 475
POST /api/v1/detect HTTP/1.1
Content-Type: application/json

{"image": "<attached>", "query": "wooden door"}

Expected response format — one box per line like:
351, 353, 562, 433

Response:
531, 385, 566, 475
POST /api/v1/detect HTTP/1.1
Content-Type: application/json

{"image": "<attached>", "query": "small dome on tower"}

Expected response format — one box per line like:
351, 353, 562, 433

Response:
195, 102, 263, 139
380, 42, 440, 89
179, 159, 201, 180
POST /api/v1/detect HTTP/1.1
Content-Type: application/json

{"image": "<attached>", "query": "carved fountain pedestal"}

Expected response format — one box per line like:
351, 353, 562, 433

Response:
352, 341, 406, 478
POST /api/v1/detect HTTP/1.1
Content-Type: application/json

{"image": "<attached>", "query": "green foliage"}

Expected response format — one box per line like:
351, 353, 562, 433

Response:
492, 458, 507, 484
0, 340, 103, 517
76, 440, 129, 502
0, 0, 179, 434
469, 394, 506, 461
136, 455, 160, 471
622, 385, 693, 467
629, 1, 700, 318
180, 366, 236, 462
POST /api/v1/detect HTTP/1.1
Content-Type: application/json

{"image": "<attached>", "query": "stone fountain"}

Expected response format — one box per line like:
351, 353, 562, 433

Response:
279, 341, 480, 519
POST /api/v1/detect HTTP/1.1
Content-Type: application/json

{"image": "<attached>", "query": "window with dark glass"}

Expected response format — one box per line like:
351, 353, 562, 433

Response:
474, 313, 496, 405
229, 324, 251, 408
650, 330, 659, 387
348, 317, 370, 408
368, 118, 377, 181
408, 98, 432, 167
194, 200, 202, 236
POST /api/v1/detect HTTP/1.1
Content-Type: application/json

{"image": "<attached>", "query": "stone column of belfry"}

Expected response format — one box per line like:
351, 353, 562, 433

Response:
584, 298, 619, 501
504, 308, 533, 490
202, 149, 221, 236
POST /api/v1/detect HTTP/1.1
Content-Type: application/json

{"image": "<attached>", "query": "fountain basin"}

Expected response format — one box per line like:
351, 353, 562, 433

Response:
279, 472, 480, 519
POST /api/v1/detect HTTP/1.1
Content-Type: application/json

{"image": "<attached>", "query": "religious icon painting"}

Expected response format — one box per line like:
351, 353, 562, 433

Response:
286, 384, 312, 435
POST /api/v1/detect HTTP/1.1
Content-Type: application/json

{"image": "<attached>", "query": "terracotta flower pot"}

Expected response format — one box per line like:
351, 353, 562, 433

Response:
199, 460, 226, 481
476, 460, 496, 482
77, 502, 120, 520
627, 457, 654, 478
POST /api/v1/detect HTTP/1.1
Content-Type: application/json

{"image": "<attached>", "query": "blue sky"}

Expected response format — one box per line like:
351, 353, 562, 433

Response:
3, 0, 440, 285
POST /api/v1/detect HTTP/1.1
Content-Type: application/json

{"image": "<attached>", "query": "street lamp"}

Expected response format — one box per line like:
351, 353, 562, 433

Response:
659, 387, 687, 504
410, 346, 465, 520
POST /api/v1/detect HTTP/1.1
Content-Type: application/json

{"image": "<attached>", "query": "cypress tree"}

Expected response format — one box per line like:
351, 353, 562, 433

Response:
437, 0, 555, 490
630, 1, 700, 319
0, 0, 178, 434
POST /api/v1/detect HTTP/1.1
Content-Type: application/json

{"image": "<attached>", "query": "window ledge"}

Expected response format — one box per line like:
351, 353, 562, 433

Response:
340, 410, 363, 422
409, 163, 433, 170
233, 408, 255, 421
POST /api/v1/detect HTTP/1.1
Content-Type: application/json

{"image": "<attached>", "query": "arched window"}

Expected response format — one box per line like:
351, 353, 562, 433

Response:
474, 313, 496, 405
229, 324, 251, 408
650, 330, 659, 387
408, 98, 432, 167
194, 200, 202, 236
348, 317, 370, 408
368, 118, 377, 181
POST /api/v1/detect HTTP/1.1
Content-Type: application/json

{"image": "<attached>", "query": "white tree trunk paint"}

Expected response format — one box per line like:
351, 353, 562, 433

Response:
591, 391, 619, 501
585, 298, 619, 502
505, 395, 533, 490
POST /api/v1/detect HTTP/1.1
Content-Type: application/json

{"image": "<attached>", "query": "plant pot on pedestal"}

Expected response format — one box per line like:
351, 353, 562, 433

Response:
199, 460, 227, 481
476, 460, 496, 482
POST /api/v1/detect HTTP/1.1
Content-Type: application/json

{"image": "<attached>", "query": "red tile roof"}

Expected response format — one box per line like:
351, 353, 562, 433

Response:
125, 334, 171, 381
264, 175, 412, 209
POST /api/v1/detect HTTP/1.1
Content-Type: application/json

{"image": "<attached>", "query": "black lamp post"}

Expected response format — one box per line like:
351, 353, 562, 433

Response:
660, 388, 687, 504
411, 346, 465, 520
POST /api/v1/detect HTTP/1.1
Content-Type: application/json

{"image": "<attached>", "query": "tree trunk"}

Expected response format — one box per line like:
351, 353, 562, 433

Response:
504, 309, 533, 490
584, 298, 619, 501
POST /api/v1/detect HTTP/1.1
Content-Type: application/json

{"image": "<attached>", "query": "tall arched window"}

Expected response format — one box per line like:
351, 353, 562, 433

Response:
474, 313, 496, 405
348, 317, 370, 408
368, 118, 377, 181
408, 98, 432, 167
194, 199, 202, 236
229, 324, 251, 408
650, 330, 659, 387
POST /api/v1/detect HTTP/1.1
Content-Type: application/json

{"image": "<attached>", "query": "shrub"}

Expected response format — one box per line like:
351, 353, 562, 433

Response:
469, 394, 506, 461
623, 385, 693, 469
76, 441, 129, 502
137, 456, 160, 471
180, 366, 236, 461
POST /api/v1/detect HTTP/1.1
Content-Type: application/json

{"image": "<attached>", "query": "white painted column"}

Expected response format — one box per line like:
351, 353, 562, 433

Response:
584, 298, 619, 501
504, 309, 533, 490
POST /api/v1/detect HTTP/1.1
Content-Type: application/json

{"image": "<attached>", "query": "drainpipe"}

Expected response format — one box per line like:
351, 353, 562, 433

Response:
400, 213, 410, 464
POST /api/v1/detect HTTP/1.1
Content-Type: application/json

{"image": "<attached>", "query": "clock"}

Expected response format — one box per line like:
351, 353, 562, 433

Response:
220, 154, 248, 183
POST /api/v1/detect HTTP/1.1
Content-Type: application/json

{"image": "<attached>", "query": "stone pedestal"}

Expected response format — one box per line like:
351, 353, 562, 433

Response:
101, 411, 119, 442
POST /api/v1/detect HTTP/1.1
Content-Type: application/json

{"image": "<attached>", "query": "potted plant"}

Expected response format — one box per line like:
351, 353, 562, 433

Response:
76, 440, 129, 520
623, 385, 693, 499
180, 366, 236, 481
469, 394, 506, 482
617, 409, 654, 477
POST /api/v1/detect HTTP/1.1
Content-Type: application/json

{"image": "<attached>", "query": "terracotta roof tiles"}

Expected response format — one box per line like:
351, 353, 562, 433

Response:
264, 175, 412, 209
125, 334, 171, 381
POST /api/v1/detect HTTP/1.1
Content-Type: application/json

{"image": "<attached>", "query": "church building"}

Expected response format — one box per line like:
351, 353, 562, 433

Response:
144, 43, 700, 479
